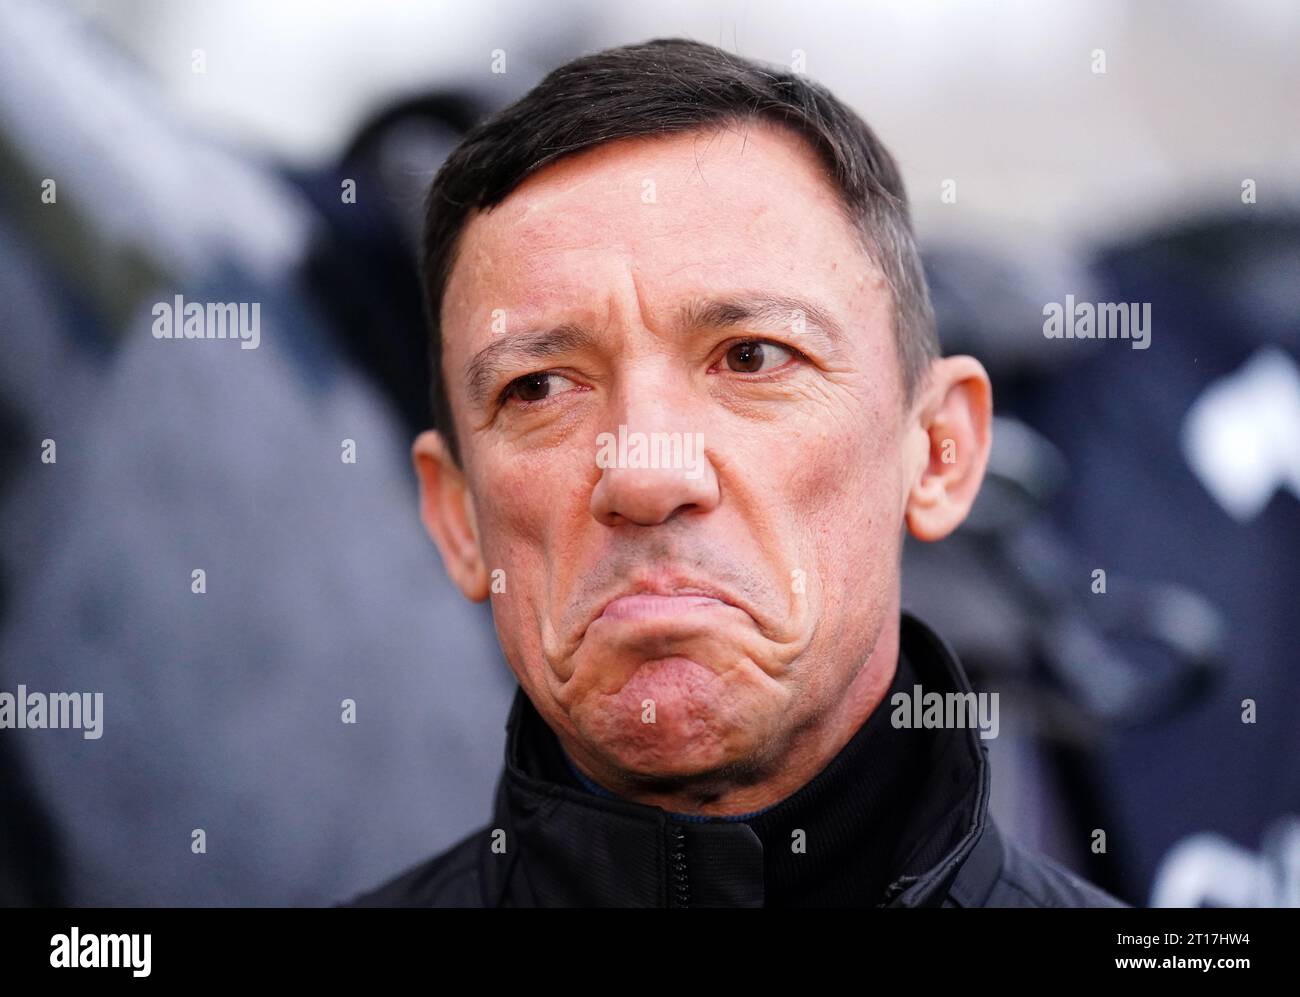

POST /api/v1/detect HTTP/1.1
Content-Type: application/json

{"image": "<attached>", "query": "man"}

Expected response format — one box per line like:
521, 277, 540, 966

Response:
350, 38, 1125, 907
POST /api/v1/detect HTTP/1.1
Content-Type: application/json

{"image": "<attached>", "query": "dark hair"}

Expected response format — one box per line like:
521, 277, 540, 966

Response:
422, 37, 939, 463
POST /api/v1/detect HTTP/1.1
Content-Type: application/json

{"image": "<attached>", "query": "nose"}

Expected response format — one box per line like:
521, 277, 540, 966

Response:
589, 425, 720, 527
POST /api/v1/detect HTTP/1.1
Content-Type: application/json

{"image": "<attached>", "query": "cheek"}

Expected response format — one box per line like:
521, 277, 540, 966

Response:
784, 402, 905, 605
471, 475, 556, 684
469, 451, 594, 629
471, 446, 589, 549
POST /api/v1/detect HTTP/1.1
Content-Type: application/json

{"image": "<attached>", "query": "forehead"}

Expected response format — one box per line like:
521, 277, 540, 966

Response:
440, 120, 885, 355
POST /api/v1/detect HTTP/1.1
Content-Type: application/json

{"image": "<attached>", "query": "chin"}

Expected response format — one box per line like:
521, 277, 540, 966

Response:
571, 655, 770, 777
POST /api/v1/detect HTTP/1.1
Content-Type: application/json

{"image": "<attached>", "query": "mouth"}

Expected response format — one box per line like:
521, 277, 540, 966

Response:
580, 578, 743, 642
597, 592, 727, 622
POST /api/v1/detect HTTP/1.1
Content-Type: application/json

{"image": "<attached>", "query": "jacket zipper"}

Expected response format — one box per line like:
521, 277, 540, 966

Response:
669, 825, 690, 907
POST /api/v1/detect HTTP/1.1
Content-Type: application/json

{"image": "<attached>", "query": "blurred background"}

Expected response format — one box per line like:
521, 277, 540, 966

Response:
1, 0, 1297, 907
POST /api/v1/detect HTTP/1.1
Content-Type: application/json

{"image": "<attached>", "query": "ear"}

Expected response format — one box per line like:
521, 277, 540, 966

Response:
904, 355, 993, 542
412, 430, 490, 601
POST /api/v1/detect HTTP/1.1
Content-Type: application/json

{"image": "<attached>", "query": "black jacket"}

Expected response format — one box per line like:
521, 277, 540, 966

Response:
349, 613, 1126, 907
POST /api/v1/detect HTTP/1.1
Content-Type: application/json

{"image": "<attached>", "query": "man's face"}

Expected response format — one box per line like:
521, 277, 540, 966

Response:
422, 122, 956, 799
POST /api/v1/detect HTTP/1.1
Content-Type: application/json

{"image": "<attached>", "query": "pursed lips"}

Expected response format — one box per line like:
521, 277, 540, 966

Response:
598, 592, 727, 621
579, 581, 742, 642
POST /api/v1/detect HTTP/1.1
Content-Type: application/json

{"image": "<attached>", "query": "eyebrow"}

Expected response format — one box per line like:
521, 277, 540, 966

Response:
462, 292, 845, 407
676, 293, 847, 352
465, 324, 596, 407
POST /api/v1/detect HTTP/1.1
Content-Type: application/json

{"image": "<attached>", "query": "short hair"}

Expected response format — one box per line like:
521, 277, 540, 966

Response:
422, 37, 939, 464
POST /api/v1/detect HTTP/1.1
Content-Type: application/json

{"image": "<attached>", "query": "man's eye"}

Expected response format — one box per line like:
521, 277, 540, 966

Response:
724, 340, 796, 373
502, 371, 576, 404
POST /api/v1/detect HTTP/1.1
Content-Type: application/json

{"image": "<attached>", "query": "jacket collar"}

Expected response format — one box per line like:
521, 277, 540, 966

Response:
481, 611, 998, 907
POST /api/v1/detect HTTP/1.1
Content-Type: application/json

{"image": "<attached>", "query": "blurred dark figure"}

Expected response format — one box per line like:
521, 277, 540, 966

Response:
0, 2, 516, 906
910, 211, 1300, 906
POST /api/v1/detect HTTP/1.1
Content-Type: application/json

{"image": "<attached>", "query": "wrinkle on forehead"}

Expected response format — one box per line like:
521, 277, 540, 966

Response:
492, 121, 839, 228
440, 120, 887, 367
